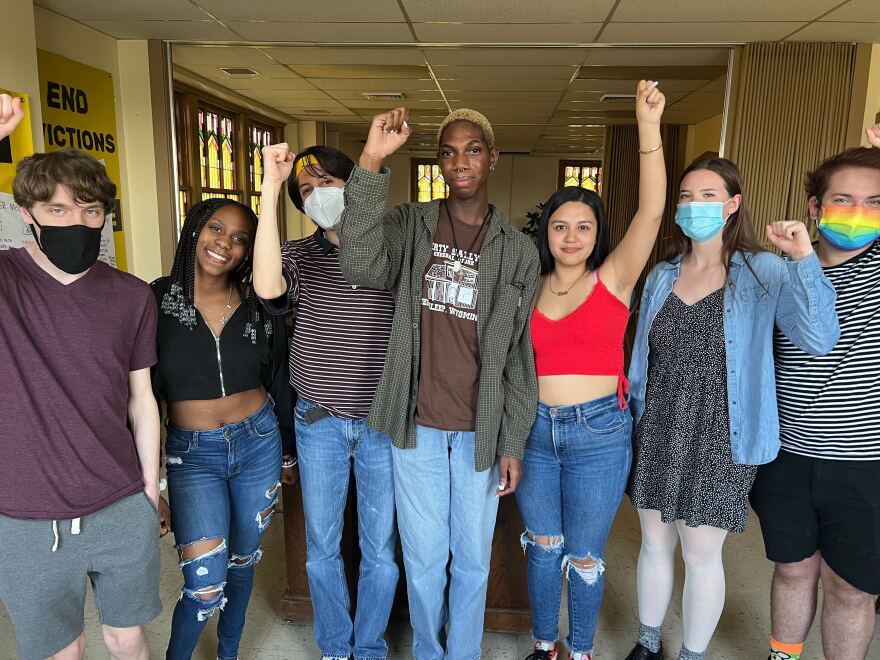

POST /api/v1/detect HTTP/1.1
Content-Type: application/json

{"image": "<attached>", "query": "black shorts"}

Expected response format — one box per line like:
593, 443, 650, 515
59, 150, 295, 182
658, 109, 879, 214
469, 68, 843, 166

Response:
750, 450, 880, 595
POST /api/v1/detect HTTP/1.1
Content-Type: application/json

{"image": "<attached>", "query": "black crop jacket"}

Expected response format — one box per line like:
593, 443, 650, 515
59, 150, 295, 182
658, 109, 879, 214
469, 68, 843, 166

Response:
150, 277, 294, 456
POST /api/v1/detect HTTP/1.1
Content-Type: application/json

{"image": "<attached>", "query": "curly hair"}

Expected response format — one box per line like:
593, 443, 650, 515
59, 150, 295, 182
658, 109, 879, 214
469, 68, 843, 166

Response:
161, 197, 271, 344
438, 108, 495, 149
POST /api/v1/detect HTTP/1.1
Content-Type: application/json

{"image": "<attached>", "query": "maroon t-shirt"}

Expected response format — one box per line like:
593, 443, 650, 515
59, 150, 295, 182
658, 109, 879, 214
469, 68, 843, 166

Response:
0, 248, 157, 520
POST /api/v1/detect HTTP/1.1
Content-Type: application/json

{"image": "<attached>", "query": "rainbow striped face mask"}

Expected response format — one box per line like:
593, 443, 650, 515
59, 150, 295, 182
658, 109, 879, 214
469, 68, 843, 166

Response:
817, 205, 880, 251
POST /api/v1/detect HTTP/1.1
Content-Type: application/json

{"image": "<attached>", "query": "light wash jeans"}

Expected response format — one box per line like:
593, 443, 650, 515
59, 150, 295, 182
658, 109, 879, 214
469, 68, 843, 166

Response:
296, 396, 398, 660
393, 424, 500, 660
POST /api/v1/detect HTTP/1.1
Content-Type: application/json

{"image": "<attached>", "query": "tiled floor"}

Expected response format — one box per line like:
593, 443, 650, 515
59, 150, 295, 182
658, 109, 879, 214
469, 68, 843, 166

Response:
1, 502, 877, 659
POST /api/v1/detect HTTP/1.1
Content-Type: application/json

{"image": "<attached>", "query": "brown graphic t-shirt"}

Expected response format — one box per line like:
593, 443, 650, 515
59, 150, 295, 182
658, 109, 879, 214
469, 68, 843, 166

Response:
415, 205, 490, 431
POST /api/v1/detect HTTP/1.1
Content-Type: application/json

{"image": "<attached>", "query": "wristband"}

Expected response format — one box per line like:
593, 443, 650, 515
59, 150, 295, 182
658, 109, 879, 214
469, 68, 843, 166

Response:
638, 143, 662, 155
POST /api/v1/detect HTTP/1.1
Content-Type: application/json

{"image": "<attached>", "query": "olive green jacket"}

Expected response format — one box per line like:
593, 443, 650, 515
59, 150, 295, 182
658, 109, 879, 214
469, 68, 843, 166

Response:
338, 165, 539, 471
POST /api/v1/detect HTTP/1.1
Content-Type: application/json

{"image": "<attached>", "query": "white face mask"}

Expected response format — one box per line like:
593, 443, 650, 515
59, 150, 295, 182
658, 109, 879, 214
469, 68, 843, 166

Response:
303, 186, 345, 230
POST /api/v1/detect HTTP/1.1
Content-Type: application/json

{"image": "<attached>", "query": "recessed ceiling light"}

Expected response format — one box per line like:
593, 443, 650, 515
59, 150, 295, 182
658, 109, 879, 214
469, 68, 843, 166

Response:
364, 92, 406, 101
600, 94, 636, 102
220, 67, 260, 77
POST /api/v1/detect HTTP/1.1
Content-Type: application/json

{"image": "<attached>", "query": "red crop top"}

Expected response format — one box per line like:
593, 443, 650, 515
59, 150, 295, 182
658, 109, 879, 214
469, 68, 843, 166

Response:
530, 270, 631, 407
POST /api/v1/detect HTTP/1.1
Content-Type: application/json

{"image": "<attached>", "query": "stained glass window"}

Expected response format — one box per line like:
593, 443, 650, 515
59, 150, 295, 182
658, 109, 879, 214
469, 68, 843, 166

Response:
199, 107, 237, 196
173, 88, 282, 241
249, 124, 273, 215
561, 162, 602, 194
413, 159, 448, 202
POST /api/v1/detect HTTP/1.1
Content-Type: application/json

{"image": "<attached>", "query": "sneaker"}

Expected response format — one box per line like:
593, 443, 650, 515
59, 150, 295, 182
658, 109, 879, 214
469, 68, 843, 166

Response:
525, 642, 558, 660
624, 642, 663, 660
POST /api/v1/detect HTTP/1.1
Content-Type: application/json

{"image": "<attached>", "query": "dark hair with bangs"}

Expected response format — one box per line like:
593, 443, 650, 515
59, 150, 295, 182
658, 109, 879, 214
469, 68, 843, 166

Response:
536, 186, 609, 276
287, 146, 355, 212
13, 149, 116, 213
805, 147, 880, 202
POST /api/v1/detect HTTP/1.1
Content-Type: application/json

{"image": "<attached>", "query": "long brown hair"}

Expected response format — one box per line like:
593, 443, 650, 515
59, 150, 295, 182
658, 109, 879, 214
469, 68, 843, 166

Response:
667, 157, 765, 281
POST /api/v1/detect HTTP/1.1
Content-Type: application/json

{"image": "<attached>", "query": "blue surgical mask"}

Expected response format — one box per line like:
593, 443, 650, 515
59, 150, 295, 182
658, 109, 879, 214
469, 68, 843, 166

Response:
675, 200, 731, 242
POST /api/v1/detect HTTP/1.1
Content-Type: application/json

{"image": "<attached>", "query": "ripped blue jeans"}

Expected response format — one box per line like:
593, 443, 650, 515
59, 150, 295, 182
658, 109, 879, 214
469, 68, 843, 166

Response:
515, 394, 632, 656
164, 396, 282, 660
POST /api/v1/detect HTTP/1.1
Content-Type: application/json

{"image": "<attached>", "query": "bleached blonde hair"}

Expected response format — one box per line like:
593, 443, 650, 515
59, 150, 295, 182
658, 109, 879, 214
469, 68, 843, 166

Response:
437, 108, 495, 150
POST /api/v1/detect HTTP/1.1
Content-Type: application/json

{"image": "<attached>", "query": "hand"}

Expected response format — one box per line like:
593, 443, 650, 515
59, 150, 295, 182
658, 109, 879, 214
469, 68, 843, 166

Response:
0, 94, 25, 141
262, 143, 294, 189
496, 456, 522, 497
635, 80, 665, 125
867, 123, 880, 149
766, 221, 814, 260
280, 461, 298, 486
360, 107, 412, 169
157, 496, 172, 537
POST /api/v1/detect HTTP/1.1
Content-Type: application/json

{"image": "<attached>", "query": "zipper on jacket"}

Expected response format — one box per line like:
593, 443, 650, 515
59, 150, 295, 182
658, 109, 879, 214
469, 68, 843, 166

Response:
202, 318, 227, 397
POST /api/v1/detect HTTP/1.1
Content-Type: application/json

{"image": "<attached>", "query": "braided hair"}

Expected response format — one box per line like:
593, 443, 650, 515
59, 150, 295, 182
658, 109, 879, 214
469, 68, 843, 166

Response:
160, 197, 272, 343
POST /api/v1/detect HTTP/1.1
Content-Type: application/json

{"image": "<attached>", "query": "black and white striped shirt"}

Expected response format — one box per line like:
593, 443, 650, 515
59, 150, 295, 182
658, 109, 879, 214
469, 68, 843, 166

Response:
274, 230, 394, 420
774, 239, 880, 460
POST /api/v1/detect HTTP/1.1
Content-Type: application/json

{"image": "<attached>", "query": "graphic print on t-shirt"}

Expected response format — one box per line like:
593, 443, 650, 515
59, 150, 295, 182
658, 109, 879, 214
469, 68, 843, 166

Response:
422, 241, 479, 322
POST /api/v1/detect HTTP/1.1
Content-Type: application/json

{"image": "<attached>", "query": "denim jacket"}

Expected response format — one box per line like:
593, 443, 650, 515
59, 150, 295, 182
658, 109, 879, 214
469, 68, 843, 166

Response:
628, 251, 840, 465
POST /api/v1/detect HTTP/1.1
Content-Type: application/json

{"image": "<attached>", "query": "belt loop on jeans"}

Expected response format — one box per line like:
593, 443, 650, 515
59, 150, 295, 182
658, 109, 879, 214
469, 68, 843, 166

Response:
576, 404, 583, 425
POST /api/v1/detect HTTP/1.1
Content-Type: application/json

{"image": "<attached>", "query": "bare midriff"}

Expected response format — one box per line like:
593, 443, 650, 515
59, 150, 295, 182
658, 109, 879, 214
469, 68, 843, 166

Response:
168, 387, 267, 430
538, 374, 619, 407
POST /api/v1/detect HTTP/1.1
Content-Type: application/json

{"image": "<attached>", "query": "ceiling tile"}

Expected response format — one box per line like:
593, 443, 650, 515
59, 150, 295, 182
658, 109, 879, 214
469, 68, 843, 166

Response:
220, 76, 318, 91
612, 0, 833, 22
178, 63, 303, 80
401, 0, 616, 22
441, 79, 570, 92
290, 64, 429, 79
309, 78, 437, 91
330, 90, 446, 102
172, 45, 276, 68
787, 22, 880, 41
701, 75, 728, 92
35, 0, 209, 20
263, 47, 425, 65
597, 22, 805, 42
248, 90, 336, 102
821, 0, 880, 22
225, 21, 414, 42
582, 47, 731, 66
81, 20, 241, 40
196, 0, 405, 22
412, 23, 604, 42
451, 91, 566, 102
425, 47, 589, 66
569, 79, 709, 93
433, 65, 578, 81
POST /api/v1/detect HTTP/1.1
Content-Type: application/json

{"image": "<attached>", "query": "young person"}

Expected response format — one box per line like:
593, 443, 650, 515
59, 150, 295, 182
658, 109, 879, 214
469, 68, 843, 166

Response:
624, 158, 840, 660
750, 126, 880, 660
337, 107, 540, 659
152, 197, 294, 660
517, 80, 666, 660
252, 144, 397, 660
0, 95, 162, 660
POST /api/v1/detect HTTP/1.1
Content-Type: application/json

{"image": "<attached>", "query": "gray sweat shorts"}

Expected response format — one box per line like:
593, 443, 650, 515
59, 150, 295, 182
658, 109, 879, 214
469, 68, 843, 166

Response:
0, 491, 162, 660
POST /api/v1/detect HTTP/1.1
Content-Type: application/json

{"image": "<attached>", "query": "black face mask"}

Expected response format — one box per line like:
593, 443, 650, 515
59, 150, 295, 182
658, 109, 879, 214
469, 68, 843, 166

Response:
28, 211, 104, 274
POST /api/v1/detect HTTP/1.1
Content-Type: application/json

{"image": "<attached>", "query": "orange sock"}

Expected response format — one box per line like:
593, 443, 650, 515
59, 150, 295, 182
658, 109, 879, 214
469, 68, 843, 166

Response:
770, 637, 804, 660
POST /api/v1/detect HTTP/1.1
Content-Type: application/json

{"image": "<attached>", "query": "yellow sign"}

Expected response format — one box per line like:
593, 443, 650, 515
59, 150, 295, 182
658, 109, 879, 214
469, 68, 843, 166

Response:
37, 49, 127, 271
0, 90, 35, 194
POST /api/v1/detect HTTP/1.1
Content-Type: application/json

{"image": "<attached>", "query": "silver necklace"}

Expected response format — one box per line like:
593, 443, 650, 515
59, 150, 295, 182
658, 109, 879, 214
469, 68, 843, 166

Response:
195, 282, 234, 326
